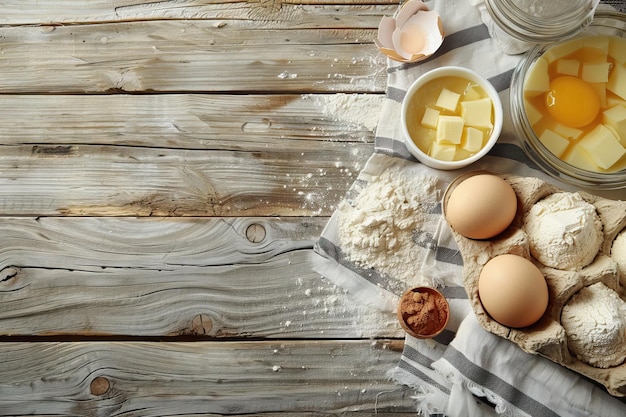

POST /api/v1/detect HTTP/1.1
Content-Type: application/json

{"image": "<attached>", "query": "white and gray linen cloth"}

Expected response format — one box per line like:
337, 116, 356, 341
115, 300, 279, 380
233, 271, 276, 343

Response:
313, 0, 626, 415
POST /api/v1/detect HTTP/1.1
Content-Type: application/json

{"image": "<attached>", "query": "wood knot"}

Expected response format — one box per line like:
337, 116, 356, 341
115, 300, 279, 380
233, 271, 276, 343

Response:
245, 223, 266, 243
0, 267, 19, 283
32, 145, 75, 157
191, 314, 213, 335
90, 376, 110, 396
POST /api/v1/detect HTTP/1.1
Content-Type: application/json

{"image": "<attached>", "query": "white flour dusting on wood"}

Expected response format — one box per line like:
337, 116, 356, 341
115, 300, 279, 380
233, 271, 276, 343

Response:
337, 165, 439, 285
305, 93, 384, 131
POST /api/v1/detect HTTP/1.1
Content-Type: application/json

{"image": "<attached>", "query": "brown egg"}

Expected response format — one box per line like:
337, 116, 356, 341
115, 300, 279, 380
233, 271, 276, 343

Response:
478, 254, 549, 328
445, 174, 517, 239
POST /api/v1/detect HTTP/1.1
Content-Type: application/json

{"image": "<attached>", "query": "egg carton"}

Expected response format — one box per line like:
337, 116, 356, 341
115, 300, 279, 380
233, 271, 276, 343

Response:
444, 172, 626, 397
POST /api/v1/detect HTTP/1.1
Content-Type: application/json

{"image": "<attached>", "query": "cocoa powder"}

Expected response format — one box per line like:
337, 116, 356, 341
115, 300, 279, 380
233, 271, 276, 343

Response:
399, 289, 449, 337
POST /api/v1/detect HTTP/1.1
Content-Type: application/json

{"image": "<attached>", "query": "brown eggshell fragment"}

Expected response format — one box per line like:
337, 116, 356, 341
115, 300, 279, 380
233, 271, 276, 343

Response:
376, 0, 444, 63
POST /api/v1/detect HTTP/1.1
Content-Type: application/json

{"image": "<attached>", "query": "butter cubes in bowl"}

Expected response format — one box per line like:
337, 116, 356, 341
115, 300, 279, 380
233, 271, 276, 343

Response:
401, 66, 503, 170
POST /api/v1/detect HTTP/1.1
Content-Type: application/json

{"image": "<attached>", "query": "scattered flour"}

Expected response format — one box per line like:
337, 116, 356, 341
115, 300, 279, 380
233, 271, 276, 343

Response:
278, 71, 298, 79
337, 165, 438, 284
305, 93, 384, 131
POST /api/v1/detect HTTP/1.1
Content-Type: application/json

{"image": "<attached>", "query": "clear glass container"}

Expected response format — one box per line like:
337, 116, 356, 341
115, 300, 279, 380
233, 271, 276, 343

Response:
510, 11, 626, 190
485, 0, 600, 43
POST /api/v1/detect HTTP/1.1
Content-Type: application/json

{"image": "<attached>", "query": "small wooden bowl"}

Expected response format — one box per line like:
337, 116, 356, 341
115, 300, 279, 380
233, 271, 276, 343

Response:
397, 286, 450, 338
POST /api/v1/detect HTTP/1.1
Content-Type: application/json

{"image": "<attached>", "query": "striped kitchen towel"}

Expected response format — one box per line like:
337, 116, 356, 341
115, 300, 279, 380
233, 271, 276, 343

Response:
313, 0, 626, 415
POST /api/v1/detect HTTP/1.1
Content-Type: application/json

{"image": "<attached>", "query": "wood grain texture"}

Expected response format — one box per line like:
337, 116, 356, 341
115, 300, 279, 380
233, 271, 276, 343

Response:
0, 94, 382, 147
0, 0, 411, 414
0, 217, 401, 338
0, 93, 381, 216
0, 20, 386, 93
0, 1, 398, 25
0, 340, 415, 415
0, 142, 372, 216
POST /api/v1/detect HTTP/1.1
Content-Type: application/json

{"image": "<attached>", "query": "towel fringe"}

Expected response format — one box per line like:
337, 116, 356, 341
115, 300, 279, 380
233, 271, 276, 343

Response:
435, 362, 529, 417
388, 366, 449, 416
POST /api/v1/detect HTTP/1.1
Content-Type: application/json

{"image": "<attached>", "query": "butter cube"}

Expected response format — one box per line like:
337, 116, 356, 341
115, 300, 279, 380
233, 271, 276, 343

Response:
436, 115, 464, 145
556, 59, 580, 76
606, 95, 626, 108
435, 88, 461, 111
553, 123, 583, 140
606, 124, 621, 144
582, 62, 610, 83
524, 99, 543, 126
464, 84, 484, 101
603, 104, 626, 146
420, 107, 440, 129
539, 129, 570, 157
524, 57, 550, 97
429, 142, 457, 161
564, 146, 599, 172
589, 82, 607, 108
460, 98, 493, 129
607, 64, 626, 100
462, 127, 484, 152
544, 38, 583, 63
609, 36, 626, 64
579, 124, 626, 169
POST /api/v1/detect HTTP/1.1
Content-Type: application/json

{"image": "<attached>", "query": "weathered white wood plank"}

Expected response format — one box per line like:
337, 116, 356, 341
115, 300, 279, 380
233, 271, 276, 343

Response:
0, 94, 383, 148
0, 20, 386, 93
0, 217, 401, 338
0, 217, 322, 270
0, 143, 371, 216
0, 340, 414, 415
0, 1, 397, 26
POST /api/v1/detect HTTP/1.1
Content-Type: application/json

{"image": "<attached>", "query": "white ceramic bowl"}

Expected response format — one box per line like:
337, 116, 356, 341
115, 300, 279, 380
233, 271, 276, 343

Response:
401, 66, 503, 170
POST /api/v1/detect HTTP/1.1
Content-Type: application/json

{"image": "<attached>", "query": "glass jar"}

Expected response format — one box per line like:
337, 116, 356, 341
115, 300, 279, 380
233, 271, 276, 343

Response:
485, 0, 600, 43
510, 11, 626, 190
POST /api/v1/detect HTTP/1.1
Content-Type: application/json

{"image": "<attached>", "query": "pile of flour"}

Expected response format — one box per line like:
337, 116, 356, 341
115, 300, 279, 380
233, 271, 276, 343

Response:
561, 282, 626, 368
337, 165, 439, 285
523, 192, 603, 270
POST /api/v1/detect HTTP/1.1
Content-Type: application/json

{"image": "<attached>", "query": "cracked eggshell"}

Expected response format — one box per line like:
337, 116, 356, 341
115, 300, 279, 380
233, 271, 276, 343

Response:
376, 1, 444, 63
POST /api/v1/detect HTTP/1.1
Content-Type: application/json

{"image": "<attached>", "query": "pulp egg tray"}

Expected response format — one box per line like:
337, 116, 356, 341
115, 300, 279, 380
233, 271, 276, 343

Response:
443, 172, 626, 396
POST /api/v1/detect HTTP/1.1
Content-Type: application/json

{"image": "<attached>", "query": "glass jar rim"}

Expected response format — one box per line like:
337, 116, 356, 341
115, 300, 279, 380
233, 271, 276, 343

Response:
485, 0, 599, 42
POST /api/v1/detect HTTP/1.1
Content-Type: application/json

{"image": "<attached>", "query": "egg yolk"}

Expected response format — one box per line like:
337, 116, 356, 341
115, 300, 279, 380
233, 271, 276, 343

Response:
545, 76, 600, 128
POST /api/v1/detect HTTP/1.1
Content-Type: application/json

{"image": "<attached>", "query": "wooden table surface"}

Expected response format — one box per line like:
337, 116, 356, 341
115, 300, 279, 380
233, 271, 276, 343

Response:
0, 1, 423, 414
